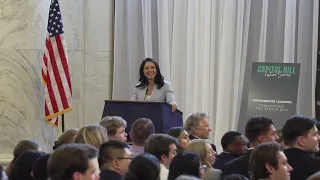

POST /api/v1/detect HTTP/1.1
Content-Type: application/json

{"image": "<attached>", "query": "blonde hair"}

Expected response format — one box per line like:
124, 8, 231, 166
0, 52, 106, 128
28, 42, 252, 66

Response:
74, 125, 109, 148
54, 129, 78, 149
186, 139, 212, 168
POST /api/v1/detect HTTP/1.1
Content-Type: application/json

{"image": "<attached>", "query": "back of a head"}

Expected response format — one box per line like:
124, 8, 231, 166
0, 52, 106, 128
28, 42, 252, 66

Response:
11, 150, 45, 180
186, 139, 211, 167
74, 124, 109, 148
98, 140, 128, 168
131, 118, 155, 146
33, 154, 51, 180
144, 134, 178, 161
221, 174, 249, 180
53, 129, 78, 150
13, 140, 39, 158
100, 116, 127, 136
307, 172, 320, 180
167, 127, 183, 138
282, 115, 317, 147
245, 116, 273, 143
125, 153, 160, 180
168, 152, 201, 180
184, 112, 208, 135
249, 142, 282, 180
221, 131, 242, 150
175, 175, 201, 180
48, 144, 98, 180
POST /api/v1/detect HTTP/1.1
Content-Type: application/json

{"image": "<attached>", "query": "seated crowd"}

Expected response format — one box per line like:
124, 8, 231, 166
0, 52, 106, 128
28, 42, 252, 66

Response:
1, 113, 320, 180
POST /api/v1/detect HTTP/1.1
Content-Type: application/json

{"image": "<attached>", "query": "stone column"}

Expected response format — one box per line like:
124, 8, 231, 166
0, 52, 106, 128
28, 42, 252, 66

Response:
0, 0, 56, 163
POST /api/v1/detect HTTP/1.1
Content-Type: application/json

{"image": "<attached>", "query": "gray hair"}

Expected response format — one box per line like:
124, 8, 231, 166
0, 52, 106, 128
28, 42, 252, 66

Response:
184, 112, 208, 135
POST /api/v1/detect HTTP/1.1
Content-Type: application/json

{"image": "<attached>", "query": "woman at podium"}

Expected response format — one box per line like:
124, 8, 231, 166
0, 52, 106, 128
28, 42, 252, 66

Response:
131, 58, 177, 111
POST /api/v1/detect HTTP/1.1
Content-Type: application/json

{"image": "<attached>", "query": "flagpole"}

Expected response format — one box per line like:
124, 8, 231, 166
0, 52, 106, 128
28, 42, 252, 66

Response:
62, 114, 65, 132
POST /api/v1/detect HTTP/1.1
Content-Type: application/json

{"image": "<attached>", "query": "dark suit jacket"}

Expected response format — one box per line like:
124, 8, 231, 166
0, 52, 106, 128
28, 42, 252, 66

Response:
189, 134, 217, 152
213, 152, 238, 170
221, 149, 253, 179
284, 148, 320, 180
100, 169, 123, 180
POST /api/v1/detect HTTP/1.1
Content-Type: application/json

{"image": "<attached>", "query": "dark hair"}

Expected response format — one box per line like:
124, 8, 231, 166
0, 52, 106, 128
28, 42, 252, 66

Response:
168, 127, 184, 138
221, 131, 243, 150
136, 58, 164, 89
131, 118, 155, 146
13, 140, 39, 158
221, 174, 249, 180
33, 154, 51, 180
168, 152, 201, 180
11, 150, 45, 180
6, 140, 40, 177
125, 153, 160, 180
98, 140, 129, 167
282, 115, 317, 146
144, 134, 178, 161
47, 144, 98, 180
53, 129, 78, 150
245, 116, 274, 143
168, 127, 186, 154
249, 142, 282, 180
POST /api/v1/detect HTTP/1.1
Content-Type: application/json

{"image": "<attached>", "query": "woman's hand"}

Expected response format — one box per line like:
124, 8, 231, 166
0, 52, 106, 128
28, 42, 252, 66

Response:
171, 102, 177, 112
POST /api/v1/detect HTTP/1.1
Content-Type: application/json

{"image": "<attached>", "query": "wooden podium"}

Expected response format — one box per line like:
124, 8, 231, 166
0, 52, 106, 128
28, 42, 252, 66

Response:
102, 100, 183, 139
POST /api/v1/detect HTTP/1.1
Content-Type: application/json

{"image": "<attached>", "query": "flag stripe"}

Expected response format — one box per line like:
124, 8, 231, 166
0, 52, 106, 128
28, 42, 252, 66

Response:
56, 35, 72, 93
46, 38, 69, 109
45, 59, 60, 114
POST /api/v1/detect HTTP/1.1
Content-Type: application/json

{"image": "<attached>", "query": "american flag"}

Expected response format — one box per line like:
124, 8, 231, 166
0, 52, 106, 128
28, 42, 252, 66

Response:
42, 0, 72, 126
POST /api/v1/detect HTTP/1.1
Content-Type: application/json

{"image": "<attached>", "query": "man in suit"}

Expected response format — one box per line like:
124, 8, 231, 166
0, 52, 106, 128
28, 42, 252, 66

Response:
222, 116, 279, 178
214, 131, 247, 170
98, 141, 133, 180
184, 112, 217, 152
249, 142, 292, 180
282, 115, 320, 180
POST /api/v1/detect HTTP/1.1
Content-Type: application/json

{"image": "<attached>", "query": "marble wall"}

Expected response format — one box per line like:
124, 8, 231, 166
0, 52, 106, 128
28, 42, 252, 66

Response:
0, 0, 114, 164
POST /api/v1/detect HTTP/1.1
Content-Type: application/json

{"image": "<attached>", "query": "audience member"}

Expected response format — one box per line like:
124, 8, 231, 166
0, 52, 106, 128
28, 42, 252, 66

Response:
5, 140, 40, 176
47, 144, 99, 180
167, 152, 203, 180
249, 142, 292, 180
187, 139, 221, 180
282, 115, 320, 180
74, 124, 109, 148
214, 131, 247, 169
221, 174, 249, 180
10, 150, 45, 180
32, 154, 51, 180
222, 116, 278, 178
308, 172, 320, 180
125, 153, 160, 180
53, 129, 78, 150
184, 112, 217, 152
168, 127, 190, 154
100, 116, 128, 142
276, 128, 286, 149
144, 134, 178, 180
98, 140, 132, 180
129, 118, 155, 157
